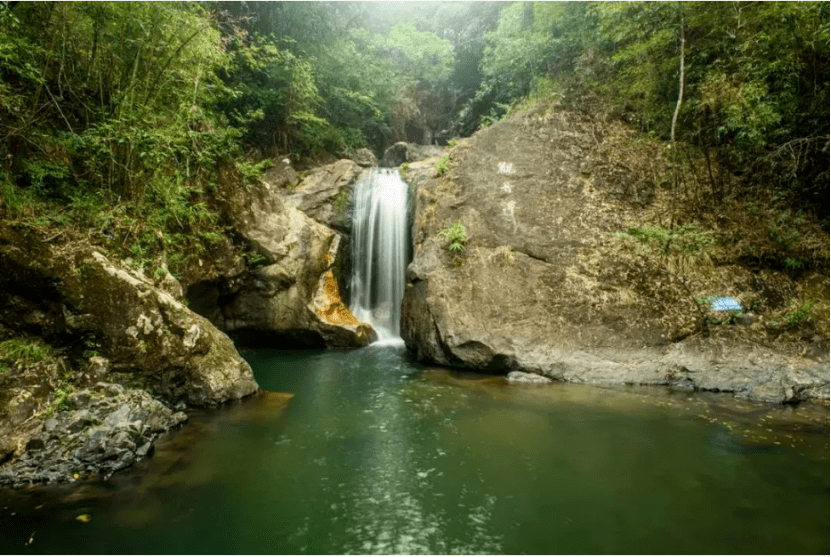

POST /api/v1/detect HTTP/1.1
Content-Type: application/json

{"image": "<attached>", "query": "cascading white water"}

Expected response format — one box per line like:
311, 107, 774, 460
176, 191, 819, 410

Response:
350, 168, 409, 341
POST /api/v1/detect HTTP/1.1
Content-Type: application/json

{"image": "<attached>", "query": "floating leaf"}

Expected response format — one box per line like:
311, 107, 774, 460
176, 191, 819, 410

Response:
75, 514, 91, 523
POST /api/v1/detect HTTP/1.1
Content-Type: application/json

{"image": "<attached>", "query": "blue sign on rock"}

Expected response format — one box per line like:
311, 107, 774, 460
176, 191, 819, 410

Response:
711, 297, 743, 313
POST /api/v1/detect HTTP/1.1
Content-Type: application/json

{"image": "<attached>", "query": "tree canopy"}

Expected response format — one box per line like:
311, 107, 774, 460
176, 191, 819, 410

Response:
1, 0, 828, 227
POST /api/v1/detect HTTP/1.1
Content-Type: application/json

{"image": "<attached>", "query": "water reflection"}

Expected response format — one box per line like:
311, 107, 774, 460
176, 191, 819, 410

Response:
0, 344, 827, 554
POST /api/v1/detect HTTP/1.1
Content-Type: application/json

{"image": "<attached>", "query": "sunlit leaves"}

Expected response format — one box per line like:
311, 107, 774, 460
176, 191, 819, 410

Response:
373, 22, 453, 86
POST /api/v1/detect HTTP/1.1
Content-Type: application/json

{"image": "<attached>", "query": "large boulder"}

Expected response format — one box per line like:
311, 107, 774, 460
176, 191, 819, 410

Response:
192, 166, 375, 347
0, 225, 261, 485
381, 142, 409, 167
352, 148, 378, 168
280, 159, 365, 233
381, 142, 444, 168
0, 226, 258, 407
401, 109, 830, 403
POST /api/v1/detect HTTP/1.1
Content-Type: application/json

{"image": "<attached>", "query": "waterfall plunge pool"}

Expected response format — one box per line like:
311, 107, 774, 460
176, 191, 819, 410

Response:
0, 343, 828, 554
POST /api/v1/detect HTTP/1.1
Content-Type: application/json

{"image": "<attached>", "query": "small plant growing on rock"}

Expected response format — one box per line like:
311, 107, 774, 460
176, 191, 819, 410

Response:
765, 300, 816, 331
439, 222, 469, 266
435, 153, 451, 176
784, 300, 815, 328
245, 250, 268, 267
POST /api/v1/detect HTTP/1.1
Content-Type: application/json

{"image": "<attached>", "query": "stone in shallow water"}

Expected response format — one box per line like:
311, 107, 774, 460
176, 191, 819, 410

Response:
506, 371, 553, 384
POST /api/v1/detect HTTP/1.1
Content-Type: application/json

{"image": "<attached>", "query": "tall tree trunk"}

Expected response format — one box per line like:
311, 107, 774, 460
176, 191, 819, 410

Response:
671, 10, 685, 150
670, 8, 686, 226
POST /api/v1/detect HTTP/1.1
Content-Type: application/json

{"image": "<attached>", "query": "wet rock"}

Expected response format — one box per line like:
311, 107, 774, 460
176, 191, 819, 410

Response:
202, 162, 375, 348
25, 438, 45, 452
308, 271, 377, 347
506, 371, 553, 384
0, 384, 187, 488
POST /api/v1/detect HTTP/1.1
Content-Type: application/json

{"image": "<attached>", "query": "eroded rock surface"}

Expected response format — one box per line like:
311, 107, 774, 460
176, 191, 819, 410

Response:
0, 225, 260, 486
281, 159, 365, 233
402, 110, 830, 404
0, 383, 186, 488
191, 161, 374, 347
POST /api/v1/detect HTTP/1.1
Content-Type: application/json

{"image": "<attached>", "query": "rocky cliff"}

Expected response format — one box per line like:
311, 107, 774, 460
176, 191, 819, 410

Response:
0, 152, 388, 486
185, 159, 376, 348
0, 225, 259, 486
402, 108, 829, 404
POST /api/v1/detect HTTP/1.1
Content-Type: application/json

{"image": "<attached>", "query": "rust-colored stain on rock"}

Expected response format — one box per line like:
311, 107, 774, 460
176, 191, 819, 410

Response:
316, 271, 360, 326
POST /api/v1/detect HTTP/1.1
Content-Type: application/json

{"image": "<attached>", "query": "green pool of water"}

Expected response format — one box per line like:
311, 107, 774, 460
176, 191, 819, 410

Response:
1, 343, 828, 554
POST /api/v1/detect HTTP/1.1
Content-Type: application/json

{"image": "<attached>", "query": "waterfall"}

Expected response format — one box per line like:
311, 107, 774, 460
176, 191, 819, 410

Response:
350, 168, 409, 341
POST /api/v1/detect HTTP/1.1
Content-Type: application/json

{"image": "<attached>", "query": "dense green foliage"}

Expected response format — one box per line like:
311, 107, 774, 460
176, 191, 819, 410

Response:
0, 2, 236, 198
472, 1, 829, 219
0, 1, 465, 277
0, 0, 827, 265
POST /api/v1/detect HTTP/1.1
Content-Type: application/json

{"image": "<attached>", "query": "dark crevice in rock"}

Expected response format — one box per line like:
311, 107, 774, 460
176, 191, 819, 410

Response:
487, 353, 519, 372
514, 249, 550, 265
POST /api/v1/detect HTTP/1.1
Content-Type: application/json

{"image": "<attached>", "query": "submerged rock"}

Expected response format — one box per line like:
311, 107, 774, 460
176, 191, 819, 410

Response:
506, 371, 553, 384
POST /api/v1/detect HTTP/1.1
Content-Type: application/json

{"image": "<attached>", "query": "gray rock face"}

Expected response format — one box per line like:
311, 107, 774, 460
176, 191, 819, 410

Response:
382, 142, 410, 168
0, 383, 186, 487
381, 142, 445, 167
352, 148, 378, 167
194, 161, 375, 347
83, 252, 258, 406
0, 227, 259, 408
401, 110, 830, 404
281, 159, 365, 233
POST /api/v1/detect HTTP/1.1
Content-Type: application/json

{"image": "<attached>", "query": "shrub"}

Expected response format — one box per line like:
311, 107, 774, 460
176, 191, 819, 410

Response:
0, 338, 55, 366
617, 224, 718, 274
784, 301, 815, 328
435, 153, 451, 176
439, 221, 468, 252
